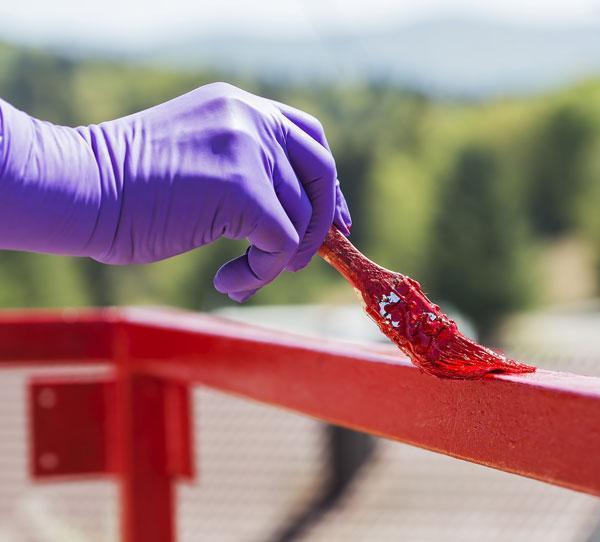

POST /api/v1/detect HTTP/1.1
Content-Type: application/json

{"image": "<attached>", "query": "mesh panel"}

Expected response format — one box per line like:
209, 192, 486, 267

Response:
178, 389, 326, 542
303, 439, 600, 542
173, 391, 600, 542
0, 366, 118, 542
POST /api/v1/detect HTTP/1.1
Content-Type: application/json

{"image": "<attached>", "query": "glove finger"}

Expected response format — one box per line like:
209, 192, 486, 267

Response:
338, 185, 351, 224
225, 159, 312, 297
273, 100, 352, 233
334, 181, 351, 232
273, 152, 312, 240
227, 288, 259, 304
284, 120, 337, 272
213, 194, 300, 301
271, 100, 332, 149
272, 154, 313, 271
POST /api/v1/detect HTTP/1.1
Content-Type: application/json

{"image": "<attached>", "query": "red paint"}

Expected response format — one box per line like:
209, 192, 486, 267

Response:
319, 226, 536, 378
121, 309, 600, 497
0, 307, 597, 542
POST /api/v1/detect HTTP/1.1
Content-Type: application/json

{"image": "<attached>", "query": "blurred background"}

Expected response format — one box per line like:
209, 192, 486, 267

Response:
1, 1, 600, 541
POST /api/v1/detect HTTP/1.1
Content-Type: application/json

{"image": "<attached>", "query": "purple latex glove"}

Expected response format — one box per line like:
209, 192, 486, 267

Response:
0, 82, 351, 302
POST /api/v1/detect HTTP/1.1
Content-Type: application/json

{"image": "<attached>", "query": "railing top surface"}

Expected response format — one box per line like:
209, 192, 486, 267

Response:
0, 307, 599, 496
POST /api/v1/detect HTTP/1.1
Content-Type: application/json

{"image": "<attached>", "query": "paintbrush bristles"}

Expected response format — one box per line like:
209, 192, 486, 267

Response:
426, 332, 535, 379
319, 226, 536, 379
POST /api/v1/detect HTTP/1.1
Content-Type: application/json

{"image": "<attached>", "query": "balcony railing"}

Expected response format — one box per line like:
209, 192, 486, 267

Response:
1, 307, 599, 541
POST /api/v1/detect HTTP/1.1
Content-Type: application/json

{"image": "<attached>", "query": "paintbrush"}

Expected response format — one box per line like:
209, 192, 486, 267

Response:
319, 226, 536, 379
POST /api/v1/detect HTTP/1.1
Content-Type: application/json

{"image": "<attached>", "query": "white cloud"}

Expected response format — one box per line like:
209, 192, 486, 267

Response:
1, 0, 600, 47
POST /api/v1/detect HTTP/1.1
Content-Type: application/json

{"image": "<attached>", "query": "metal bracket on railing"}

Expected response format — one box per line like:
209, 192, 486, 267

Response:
29, 375, 194, 480
30, 377, 117, 478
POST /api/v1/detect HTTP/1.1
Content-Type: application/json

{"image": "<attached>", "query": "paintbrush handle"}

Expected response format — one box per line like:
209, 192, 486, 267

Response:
318, 226, 386, 289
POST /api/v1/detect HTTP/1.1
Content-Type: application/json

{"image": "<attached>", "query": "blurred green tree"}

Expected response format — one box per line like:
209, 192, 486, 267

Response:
4, 50, 77, 124
526, 106, 593, 237
366, 151, 434, 277
426, 143, 532, 339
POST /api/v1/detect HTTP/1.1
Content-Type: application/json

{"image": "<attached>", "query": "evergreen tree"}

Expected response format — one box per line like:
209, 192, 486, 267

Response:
527, 106, 592, 236
426, 144, 531, 339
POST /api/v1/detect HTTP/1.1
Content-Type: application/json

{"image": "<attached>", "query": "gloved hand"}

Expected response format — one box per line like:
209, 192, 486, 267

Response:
0, 82, 351, 302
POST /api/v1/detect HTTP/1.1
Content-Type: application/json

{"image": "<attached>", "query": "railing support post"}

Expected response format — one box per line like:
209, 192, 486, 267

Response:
117, 373, 177, 542
113, 319, 193, 542
115, 370, 194, 542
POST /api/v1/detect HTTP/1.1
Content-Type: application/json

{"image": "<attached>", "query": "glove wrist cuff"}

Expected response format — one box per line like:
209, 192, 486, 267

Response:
0, 99, 104, 257
0, 99, 35, 184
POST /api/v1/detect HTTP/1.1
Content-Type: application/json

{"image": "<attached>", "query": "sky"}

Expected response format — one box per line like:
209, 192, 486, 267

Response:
2, 0, 600, 48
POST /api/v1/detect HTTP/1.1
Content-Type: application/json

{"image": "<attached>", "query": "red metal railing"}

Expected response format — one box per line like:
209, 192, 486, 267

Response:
1, 307, 599, 541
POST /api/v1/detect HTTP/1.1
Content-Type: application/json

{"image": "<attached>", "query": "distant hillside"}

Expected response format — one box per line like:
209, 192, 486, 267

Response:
134, 18, 600, 98
4, 17, 600, 97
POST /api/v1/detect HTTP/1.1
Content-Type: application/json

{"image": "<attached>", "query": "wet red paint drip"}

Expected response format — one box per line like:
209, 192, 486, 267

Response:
319, 227, 536, 379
